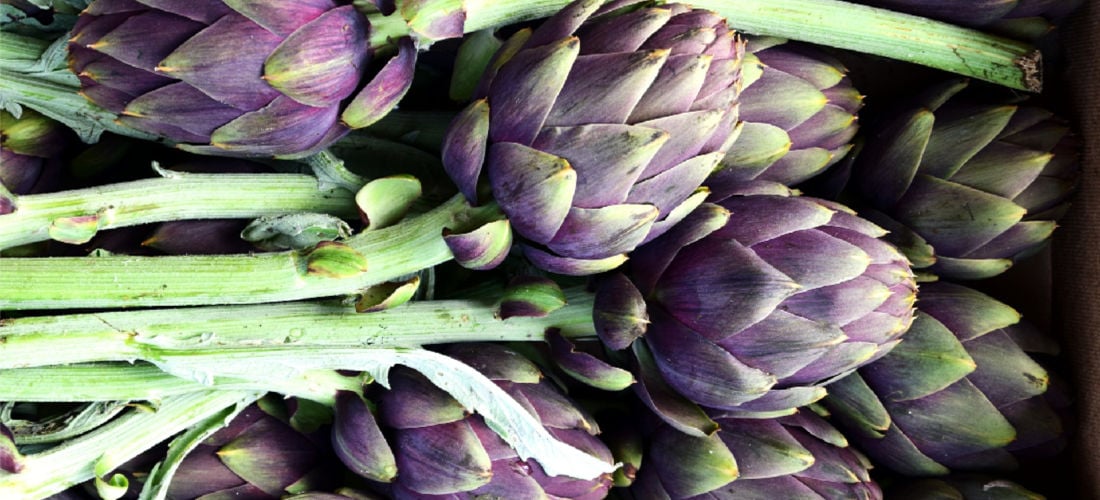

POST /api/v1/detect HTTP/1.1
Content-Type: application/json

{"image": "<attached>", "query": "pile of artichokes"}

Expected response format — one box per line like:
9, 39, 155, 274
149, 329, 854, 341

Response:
0, 0, 1084, 499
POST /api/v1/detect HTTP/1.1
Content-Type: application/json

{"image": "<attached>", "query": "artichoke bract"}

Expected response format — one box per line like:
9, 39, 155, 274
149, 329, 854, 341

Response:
707, 38, 862, 195
845, 79, 1078, 280
632, 410, 882, 499
602, 190, 916, 418
360, 344, 614, 499
68, 0, 416, 157
441, 0, 744, 275
822, 281, 1070, 476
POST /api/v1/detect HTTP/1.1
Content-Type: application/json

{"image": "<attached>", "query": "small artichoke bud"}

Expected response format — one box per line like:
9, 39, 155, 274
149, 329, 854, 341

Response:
1, 108, 70, 195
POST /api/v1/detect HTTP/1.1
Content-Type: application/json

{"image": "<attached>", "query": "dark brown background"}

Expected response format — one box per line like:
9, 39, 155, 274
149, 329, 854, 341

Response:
1057, 0, 1099, 496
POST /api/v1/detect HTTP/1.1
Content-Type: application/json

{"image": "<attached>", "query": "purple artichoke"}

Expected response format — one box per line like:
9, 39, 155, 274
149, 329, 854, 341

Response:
441, 0, 744, 275
167, 401, 341, 499
364, 343, 614, 499
67, 0, 416, 157
632, 410, 882, 499
846, 79, 1079, 280
600, 190, 916, 417
708, 38, 862, 194
0, 108, 70, 196
822, 281, 1071, 476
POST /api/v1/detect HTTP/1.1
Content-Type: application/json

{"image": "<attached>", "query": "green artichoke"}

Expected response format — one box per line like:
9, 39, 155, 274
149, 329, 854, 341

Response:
708, 38, 862, 194
822, 281, 1070, 476
441, 0, 744, 275
844, 79, 1078, 280
631, 409, 882, 499
363, 343, 614, 499
68, 0, 416, 157
598, 188, 916, 417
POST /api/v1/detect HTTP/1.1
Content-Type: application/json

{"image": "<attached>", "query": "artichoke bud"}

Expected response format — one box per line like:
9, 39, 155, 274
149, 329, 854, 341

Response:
847, 78, 1079, 280
620, 192, 916, 417
823, 281, 1070, 476
440, 0, 745, 275
1, 108, 70, 195
167, 403, 335, 499
69, 0, 416, 158
377, 344, 614, 497
143, 219, 257, 255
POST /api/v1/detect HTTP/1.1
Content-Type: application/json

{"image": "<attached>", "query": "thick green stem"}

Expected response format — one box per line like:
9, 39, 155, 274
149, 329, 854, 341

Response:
0, 194, 501, 310
0, 363, 365, 405
0, 390, 260, 499
0, 171, 356, 250
0, 287, 598, 368
688, 0, 1042, 92
420, 0, 1041, 91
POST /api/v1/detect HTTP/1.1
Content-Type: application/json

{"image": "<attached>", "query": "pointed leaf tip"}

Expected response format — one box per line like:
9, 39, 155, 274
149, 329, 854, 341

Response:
444, 219, 512, 271
342, 37, 417, 129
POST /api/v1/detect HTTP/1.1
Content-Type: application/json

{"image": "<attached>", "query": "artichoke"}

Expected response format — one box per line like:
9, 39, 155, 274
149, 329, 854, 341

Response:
844, 79, 1078, 280
167, 400, 341, 498
601, 189, 916, 417
0, 108, 70, 196
822, 281, 1070, 476
441, 0, 744, 275
68, 0, 416, 157
361, 343, 614, 499
707, 38, 862, 195
632, 410, 882, 499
